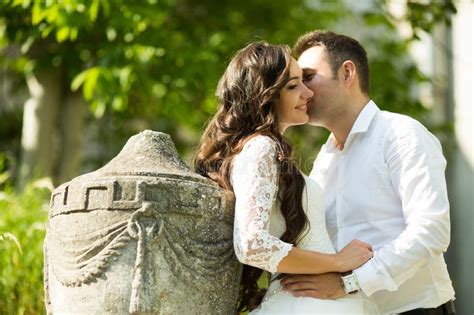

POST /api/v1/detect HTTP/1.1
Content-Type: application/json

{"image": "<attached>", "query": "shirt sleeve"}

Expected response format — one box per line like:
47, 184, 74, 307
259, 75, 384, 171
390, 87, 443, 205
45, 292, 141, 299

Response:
354, 121, 451, 295
230, 136, 293, 273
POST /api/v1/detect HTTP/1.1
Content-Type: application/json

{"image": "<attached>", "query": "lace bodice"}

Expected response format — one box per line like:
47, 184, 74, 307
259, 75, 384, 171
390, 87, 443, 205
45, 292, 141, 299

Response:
230, 136, 292, 273
230, 135, 335, 274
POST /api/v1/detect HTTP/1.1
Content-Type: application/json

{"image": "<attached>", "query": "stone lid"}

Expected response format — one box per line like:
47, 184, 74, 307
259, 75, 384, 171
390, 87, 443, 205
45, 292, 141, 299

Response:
72, 130, 208, 183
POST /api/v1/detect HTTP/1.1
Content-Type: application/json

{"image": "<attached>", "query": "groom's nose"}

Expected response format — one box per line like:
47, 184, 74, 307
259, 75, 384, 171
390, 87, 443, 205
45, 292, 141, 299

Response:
302, 84, 313, 100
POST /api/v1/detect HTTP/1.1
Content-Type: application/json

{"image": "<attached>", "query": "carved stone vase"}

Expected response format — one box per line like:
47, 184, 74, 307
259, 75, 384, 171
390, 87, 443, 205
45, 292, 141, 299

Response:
44, 130, 242, 314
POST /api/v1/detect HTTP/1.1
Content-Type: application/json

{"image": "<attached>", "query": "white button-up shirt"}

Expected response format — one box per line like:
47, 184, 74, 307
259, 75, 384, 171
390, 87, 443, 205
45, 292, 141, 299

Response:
310, 101, 455, 314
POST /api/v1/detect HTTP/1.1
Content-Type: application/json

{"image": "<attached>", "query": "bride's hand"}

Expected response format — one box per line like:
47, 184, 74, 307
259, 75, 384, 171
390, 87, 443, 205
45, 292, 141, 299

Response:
334, 239, 373, 272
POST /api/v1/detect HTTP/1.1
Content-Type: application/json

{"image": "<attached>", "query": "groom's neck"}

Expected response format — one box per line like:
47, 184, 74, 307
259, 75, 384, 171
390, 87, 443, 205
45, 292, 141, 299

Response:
328, 95, 369, 150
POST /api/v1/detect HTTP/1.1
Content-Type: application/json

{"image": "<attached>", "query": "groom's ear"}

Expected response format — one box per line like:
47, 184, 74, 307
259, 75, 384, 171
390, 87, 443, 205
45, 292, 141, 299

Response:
340, 60, 357, 88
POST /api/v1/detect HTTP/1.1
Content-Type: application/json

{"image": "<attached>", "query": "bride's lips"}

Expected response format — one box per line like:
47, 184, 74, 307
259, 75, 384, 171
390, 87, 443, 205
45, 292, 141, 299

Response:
295, 104, 307, 112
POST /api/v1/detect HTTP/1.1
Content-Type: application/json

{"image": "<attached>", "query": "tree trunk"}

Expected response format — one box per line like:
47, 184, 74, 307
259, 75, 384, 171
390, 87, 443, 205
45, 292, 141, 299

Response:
18, 70, 60, 189
54, 92, 86, 185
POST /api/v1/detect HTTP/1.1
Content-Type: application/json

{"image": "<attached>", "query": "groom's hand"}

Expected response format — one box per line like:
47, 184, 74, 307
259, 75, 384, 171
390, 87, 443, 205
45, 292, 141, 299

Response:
280, 273, 345, 299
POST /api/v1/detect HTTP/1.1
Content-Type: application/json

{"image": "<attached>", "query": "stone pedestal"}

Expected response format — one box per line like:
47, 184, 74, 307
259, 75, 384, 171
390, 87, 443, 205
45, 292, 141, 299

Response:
44, 130, 241, 314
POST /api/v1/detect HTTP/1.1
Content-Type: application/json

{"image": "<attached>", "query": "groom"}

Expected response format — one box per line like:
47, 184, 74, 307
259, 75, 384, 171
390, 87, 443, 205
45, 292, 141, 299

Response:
281, 30, 456, 314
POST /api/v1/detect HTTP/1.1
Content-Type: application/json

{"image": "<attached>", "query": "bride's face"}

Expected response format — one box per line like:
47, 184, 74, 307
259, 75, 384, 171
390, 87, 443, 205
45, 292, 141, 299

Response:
275, 59, 314, 133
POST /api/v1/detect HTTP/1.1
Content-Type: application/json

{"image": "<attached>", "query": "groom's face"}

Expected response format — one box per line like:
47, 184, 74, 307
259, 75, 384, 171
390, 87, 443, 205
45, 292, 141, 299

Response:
298, 46, 343, 127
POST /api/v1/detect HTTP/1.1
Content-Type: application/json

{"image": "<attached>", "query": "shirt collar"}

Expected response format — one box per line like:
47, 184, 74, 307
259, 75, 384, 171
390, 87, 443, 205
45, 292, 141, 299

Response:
322, 100, 379, 152
349, 100, 379, 135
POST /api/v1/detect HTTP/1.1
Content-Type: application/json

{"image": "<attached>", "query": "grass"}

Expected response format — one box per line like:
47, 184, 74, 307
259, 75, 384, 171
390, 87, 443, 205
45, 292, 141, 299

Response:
0, 180, 51, 315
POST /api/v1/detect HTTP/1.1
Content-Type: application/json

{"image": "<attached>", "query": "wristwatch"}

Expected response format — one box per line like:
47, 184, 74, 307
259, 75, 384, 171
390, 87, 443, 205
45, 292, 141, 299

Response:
341, 272, 361, 295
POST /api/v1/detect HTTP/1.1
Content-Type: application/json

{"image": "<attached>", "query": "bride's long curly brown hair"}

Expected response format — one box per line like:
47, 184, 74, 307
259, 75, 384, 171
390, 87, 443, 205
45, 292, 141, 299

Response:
194, 41, 309, 312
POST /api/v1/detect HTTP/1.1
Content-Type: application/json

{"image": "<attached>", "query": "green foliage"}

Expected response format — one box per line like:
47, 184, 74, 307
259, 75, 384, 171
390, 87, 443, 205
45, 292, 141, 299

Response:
405, 0, 457, 40
0, 152, 14, 189
0, 2, 458, 312
0, 182, 50, 315
0, 0, 457, 166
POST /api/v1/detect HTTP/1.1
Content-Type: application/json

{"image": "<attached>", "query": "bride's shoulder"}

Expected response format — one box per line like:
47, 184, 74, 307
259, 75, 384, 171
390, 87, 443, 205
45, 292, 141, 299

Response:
233, 135, 278, 166
241, 135, 277, 154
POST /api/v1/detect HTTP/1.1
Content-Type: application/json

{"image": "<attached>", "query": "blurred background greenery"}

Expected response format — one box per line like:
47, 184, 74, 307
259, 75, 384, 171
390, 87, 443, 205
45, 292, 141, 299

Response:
1, 0, 472, 314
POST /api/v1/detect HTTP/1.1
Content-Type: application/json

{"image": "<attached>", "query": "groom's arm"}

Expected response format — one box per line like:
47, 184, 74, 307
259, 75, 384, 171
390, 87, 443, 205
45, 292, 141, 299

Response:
351, 121, 450, 296
283, 121, 451, 298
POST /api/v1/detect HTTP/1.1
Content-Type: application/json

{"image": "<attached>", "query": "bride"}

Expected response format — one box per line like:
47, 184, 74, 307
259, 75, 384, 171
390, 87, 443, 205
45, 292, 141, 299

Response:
195, 41, 378, 314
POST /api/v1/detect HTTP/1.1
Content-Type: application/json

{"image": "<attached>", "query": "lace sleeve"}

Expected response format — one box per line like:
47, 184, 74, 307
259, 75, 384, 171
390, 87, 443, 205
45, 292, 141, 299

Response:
230, 135, 293, 273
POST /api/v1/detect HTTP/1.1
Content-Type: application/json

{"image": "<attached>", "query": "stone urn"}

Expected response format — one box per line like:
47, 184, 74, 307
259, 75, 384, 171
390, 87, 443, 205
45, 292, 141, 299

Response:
44, 130, 242, 314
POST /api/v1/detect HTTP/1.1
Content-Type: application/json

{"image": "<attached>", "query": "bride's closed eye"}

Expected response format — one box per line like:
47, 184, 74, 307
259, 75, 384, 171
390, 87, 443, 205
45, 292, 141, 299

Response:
287, 84, 298, 90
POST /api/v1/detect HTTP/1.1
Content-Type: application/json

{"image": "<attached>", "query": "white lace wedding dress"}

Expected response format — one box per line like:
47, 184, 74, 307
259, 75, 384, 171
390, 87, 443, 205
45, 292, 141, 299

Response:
230, 135, 379, 314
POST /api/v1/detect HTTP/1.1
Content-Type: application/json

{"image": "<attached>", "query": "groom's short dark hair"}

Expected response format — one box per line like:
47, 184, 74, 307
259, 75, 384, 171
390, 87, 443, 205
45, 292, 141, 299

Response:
294, 30, 370, 95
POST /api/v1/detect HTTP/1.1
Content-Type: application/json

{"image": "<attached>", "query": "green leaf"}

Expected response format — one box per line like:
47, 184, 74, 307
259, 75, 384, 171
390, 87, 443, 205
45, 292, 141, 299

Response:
41, 24, 54, 38
75, 67, 100, 100
91, 99, 106, 118
118, 66, 132, 89
71, 69, 88, 91
20, 36, 34, 54
100, 0, 111, 16
31, 0, 44, 25
209, 32, 224, 47
69, 27, 78, 41
44, 5, 59, 24
84, 68, 100, 100
89, 0, 100, 22
152, 83, 167, 98
12, 0, 30, 8
56, 26, 69, 42
112, 95, 126, 111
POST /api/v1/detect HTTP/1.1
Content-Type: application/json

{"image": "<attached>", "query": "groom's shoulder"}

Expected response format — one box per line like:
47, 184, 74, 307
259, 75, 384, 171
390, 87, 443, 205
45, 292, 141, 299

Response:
376, 109, 429, 138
